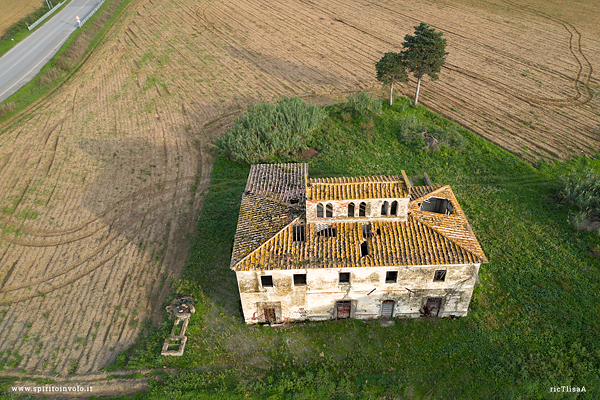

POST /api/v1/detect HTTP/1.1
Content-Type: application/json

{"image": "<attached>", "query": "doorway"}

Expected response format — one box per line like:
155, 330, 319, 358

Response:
336, 301, 351, 319
264, 308, 277, 324
425, 297, 442, 317
381, 300, 395, 318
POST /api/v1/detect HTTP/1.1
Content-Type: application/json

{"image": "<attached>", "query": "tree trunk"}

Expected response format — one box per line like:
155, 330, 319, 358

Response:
414, 76, 422, 106
389, 81, 394, 106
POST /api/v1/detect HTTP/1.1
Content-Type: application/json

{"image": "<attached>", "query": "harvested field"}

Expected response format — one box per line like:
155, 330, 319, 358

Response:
0, 0, 598, 375
0, 0, 45, 36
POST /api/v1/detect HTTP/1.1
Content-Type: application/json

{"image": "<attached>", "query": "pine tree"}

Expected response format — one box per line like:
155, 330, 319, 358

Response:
375, 52, 408, 106
401, 22, 448, 106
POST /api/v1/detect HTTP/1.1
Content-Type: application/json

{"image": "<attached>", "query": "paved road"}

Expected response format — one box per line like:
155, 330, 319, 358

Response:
0, 0, 104, 103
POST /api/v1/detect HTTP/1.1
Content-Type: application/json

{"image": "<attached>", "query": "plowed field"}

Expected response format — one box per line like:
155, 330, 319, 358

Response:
0, 0, 45, 36
0, 0, 598, 374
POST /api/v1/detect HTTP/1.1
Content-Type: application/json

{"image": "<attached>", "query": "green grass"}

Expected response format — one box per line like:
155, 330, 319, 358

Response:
0, 0, 131, 123
106, 97, 600, 399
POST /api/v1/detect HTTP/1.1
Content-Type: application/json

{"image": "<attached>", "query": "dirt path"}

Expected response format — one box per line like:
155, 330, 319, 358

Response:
0, 0, 598, 378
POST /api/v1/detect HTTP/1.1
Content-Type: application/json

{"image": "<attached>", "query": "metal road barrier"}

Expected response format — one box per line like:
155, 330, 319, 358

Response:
28, 0, 68, 31
79, 0, 106, 27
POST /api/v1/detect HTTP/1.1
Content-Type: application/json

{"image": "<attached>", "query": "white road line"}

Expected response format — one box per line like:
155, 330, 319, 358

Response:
0, 34, 71, 100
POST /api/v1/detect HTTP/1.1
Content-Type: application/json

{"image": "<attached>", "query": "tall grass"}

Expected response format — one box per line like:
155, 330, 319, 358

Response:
560, 168, 600, 214
215, 96, 326, 164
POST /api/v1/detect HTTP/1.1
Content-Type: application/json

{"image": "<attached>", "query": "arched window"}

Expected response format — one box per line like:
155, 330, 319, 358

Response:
381, 201, 389, 216
326, 203, 333, 218
390, 201, 398, 216
317, 203, 324, 218
359, 202, 367, 217
348, 203, 355, 217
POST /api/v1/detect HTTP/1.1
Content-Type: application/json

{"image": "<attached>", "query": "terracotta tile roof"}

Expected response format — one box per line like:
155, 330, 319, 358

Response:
307, 176, 408, 200
230, 193, 302, 267
230, 165, 487, 271
245, 163, 307, 203
409, 185, 488, 263
233, 217, 482, 271
409, 184, 443, 198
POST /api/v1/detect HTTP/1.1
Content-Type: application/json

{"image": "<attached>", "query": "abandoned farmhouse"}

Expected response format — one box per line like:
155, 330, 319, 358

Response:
230, 163, 487, 324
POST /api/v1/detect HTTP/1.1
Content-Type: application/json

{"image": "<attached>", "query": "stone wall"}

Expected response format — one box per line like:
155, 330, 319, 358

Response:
236, 263, 480, 323
305, 198, 409, 223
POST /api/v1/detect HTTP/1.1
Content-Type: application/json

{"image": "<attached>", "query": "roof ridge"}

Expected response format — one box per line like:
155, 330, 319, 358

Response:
410, 184, 451, 202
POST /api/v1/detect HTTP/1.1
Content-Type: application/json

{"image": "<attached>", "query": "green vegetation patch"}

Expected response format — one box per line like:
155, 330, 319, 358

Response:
215, 96, 326, 164
111, 96, 600, 399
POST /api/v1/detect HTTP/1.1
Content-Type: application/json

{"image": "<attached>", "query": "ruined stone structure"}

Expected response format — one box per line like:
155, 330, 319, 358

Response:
231, 163, 487, 324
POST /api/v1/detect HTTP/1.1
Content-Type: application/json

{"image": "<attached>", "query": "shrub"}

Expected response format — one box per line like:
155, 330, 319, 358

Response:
345, 91, 382, 119
395, 114, 465, 152
38, 68, 60, 86
0, 102, 16, 119
559, 168, 600, 223
215, 96, 325, 164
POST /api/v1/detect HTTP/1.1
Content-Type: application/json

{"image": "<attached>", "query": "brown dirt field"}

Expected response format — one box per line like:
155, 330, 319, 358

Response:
0, 0, 598, 376
0, 0, 45, 36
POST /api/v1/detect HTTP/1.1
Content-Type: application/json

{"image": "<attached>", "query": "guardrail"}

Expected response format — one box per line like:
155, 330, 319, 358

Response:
28, 0, 68, 31
79, 0, 106, 27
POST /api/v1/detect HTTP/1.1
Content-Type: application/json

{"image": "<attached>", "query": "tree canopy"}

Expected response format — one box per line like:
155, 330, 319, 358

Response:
400, 22, 448, 106
375, 52, 408, 106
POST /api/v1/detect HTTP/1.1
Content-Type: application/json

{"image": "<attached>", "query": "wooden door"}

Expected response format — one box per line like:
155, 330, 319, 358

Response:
337, 301, 351, 319
425, 297, 442, 317
381, 300, 395, 318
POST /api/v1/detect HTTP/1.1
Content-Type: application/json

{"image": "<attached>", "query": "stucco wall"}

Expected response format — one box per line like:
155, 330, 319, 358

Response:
236, 263, 480, 324
305, 198, 409, 223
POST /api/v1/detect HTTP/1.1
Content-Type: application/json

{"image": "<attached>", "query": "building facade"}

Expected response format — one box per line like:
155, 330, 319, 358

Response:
230, 163, 487, 324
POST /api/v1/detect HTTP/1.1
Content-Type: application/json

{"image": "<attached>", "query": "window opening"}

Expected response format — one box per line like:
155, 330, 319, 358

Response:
348, 202, 355, 217
360, 242, 369, 257
385, 271, 398, 283
381, 201, 389, 216
339, 272, 350, 284
292, 225, 306, 242
326, 203, 333, 218
316, 203, 324, 218
390, 201, 398, 216
420, 197, 453, 215
433, 270, 446, 282
362, 223, 372, 239
293, 274, 307, 286
316, 225, 337, 238
359, 202, 366, 217
261, 276, 273, 287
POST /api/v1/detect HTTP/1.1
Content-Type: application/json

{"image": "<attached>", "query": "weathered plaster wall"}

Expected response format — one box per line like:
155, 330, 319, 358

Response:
236, 263, 480, 323
305, 198, 409, 223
